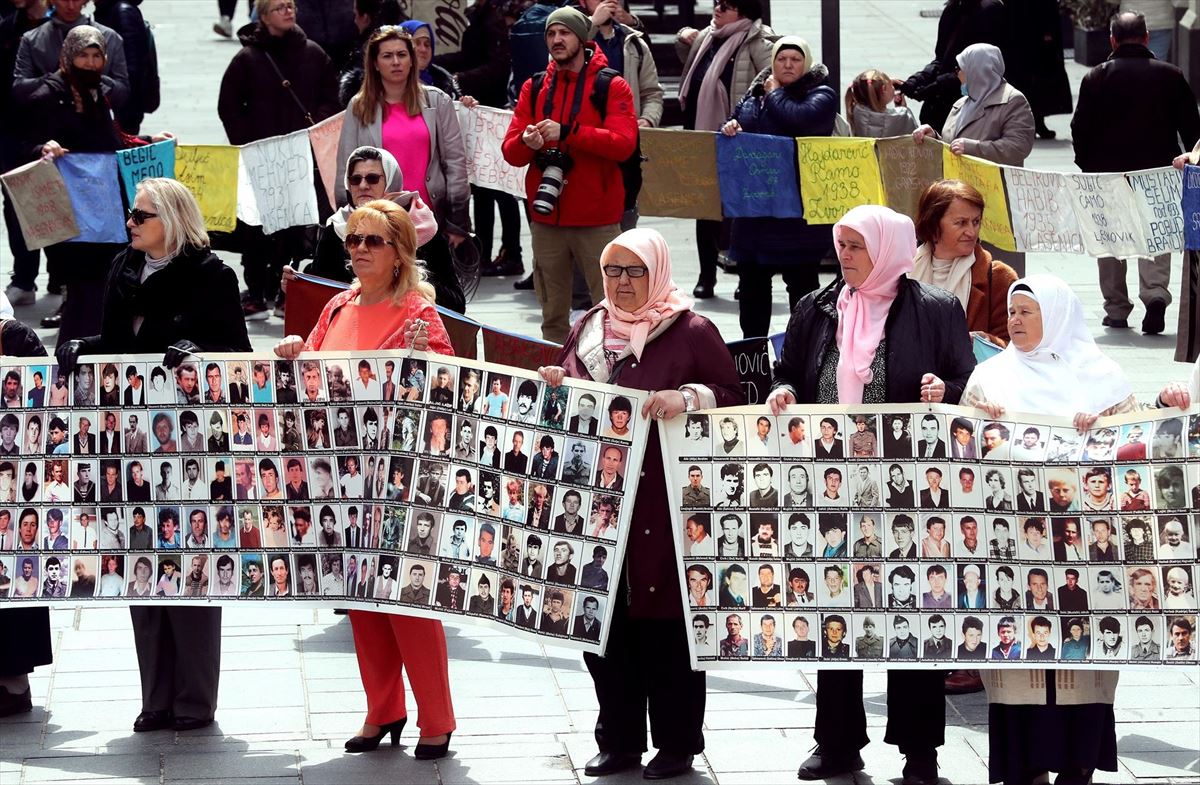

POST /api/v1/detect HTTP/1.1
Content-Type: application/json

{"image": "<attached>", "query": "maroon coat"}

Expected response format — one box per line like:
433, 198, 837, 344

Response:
558, 308, 744, 618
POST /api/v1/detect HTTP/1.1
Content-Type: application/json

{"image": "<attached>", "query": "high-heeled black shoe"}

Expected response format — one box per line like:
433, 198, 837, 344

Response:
414, 731, 452, 760
344, 717, 406, 752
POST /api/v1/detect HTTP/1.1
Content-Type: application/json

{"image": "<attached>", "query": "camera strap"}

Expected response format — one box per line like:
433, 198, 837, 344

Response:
539, 60, 592, 136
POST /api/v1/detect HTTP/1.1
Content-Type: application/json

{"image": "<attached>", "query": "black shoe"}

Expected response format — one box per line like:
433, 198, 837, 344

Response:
901, 749, 939, 785
1101, 315, 1129, 329
0, 687, 32, 717
1142, 299, 1167, 335
644, 751, 694, 780
133, 710, 174, 732
692, 281, 714, 299
796, 747, 864, 780
514, 274, 534, 291
345, 717, 407, 752
40, 303, 63, 329
584, 751, 641, 776
1054, 768, 1094, 785
482, 248, 525, 277
1035, 122, 1057, 140
172, 715, 214, 732
733, 285, 740, 301
413, 730, 452, 760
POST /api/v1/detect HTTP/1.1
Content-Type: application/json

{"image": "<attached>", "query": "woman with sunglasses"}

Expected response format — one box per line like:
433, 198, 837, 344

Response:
304, 146, 438, 284
23, 25, 175, 340
336, 25, 471, 313
275, 198, 457, 761
537, 228, 743, 780
54, 177, 250, 736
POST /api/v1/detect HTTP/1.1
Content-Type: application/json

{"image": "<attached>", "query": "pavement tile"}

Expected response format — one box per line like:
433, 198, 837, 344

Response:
165, 779, 299, 785
20, 752, 161, 782
185, 707, 308, 737
1119, 751, 1200, 779
42, 701, 144, 732
305, 691, 367, 714
298, 748, 439, 785
163, 749, 299, 780
699, 728, 790, 772
703, 707, 815, 730
1115, 726, 1200, 752
436, 754, 574, 783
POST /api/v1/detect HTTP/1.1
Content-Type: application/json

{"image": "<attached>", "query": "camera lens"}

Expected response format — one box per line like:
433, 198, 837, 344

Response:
532, 165, 566, 216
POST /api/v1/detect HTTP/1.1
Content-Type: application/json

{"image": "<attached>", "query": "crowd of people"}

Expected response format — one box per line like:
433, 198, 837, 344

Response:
1, 0, 1199, 784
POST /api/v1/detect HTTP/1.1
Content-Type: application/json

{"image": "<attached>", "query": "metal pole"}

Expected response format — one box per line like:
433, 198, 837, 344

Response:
822, 0, 841, 91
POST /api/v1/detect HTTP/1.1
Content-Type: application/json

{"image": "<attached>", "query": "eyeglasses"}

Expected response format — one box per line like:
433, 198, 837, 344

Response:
714, 1, 733, 10
126, 208, 159, 225
348, 173, 384, 186
268, 2, 295, 14
602, 264, 647, 278
344, 233, 392, 251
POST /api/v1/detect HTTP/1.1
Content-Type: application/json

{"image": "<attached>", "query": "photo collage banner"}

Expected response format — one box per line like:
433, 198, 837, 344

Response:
661, 405, 1200, 670
0, 352, 649, 654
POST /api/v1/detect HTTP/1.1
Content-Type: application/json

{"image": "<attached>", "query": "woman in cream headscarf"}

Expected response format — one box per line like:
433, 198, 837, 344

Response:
538, 228, 743, 780
721, 36, 838, 339
768, 205, 975, 784
963, 274, 1132, 785
913, 43, 1034, 274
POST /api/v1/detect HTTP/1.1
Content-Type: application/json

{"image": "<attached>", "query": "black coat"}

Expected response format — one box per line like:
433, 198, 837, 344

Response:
92, 0, 151, 132
1072, 44, 1200, 173
1002, 0, 1071, 118
729, 65, 837, 260
0, 6, 48, 118
21, 72, 126, 160
217, 23, 340, 145
900, 0, 1012, 132
80, 244, 252, 354
434, 0, 511, 108
772, 276, 976, 405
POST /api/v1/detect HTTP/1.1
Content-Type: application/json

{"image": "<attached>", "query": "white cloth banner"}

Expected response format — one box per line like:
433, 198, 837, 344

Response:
1127, 166, 1185, 256
455, 104, 528, 200
239, 129, 318, 234
1062, 172, 1145, 258
1002, 168, 1084, 254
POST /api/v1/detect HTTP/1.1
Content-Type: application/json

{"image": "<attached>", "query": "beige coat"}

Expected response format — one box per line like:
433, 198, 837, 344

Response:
940, 83, 1036, 166
589, 23, 664, 126
984, 669, 1119, 706
675, 19, 778, 130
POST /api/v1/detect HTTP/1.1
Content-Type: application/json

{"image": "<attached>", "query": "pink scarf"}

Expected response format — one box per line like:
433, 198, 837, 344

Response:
678, 17, 754, 132
599, 228, 693, 360
833, 205, 916, 404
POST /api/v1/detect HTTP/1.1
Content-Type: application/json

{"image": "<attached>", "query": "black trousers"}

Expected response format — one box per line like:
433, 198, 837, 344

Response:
1, 133, 41, 291
814, 670, 945, 754
583, 595, 705, 755
47, 241, 122, 347
0, 608, 52, 677
217, 0, 252, 17
471, 185, 522, 264
418, 231, 467, 314
694, 218, 727, 285
131, 606, 222, 719
243, 224, 308, 304
737, 263, 819, 338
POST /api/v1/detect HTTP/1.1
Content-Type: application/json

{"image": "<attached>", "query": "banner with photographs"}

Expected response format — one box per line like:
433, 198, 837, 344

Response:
0, 352, 650, 654
661, 404, 1200, 670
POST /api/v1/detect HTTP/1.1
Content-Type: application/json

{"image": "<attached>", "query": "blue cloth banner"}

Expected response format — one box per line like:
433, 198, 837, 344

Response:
715, 133, 803, 218
56, 153, 127, 244
768, 331, 786, 363
1183, 164, 1200, 251
116, 140, 176, 203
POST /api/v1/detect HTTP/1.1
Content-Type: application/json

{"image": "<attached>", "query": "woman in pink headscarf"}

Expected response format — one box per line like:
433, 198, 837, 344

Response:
537, 227, 743, 781
766, 204, 976, 784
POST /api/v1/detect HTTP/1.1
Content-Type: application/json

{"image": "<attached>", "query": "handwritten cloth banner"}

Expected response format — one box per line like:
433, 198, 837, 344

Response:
1183, 165, 1200, 251
639, 128, 723, 221
0, 159, 80, 250
725, 337, 771, 407
942, 148, 1017, 252
308, 112, 346, 209
1127, 167, 1185, 256
875, 136, 943, 220
661, 402, 1200, 670
56, 153, 127, 244
0, 350, 650, 655
174, 145, 240, 233
116, 140, 176, 203
716, 133, 803, 218
239, 129, 317, 234
455, 104, 529, 199
1002, 168, 1084, 254
1063, 172, 1145, 258
796, 138, 886, 225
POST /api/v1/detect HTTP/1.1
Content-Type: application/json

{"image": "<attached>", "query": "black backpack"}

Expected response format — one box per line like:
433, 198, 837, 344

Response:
142, 20, 160, 113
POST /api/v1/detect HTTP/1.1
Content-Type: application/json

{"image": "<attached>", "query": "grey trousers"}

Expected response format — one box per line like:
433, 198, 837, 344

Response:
1097, 253, 1172, 319
130, 606, 221, 718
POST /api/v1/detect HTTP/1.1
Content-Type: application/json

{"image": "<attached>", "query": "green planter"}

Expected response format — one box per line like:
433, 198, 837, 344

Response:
1073, 25, 1111, 66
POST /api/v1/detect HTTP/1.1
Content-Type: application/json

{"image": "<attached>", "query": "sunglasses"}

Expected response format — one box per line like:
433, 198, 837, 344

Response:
602, 264, 647, 278
348, 173, 385, 186
344, 233, 392, 251
126, 208, 159, 225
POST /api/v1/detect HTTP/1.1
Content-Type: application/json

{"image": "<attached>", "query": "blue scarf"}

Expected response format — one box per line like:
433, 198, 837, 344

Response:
399, 20, 436, 85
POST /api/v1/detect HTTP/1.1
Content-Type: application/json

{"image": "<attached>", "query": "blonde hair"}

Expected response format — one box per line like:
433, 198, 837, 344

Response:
352, 26, 423, 126
345, 199, 435, 305
254, 0, 288, 18
845, 69, 892, 125
136, 178, 209, 257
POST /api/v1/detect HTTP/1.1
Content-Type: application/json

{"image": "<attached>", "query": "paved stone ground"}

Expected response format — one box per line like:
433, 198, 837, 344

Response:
1, 2, 1198, 783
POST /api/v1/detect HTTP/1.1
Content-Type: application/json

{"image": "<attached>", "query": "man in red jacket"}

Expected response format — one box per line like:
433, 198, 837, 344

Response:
502, 6, 638, 344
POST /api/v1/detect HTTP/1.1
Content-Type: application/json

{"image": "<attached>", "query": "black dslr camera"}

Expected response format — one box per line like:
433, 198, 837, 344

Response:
532, 148, 574, 216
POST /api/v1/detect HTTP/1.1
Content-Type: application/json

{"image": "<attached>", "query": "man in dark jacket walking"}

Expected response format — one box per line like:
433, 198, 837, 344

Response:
1072, 11, 1200, 335
501, 6, 637, 343
217, 0, 340, 319
92, 0, 153, 133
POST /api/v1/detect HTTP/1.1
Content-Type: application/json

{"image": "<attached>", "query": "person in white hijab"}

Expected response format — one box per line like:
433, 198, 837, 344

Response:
963, 273, 1131, 785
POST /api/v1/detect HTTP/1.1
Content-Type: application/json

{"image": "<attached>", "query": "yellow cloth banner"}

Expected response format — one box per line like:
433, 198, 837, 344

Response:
796, 137, 885, 225
175, 145, 239, 232
942, 147, 1016, 251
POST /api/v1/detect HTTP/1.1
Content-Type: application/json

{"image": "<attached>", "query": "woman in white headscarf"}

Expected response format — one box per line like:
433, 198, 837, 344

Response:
912, 42, 1034, 275
962, 274, 1130, 785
